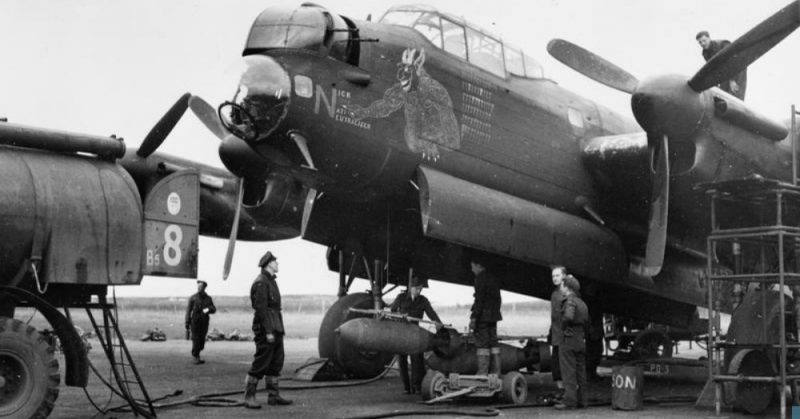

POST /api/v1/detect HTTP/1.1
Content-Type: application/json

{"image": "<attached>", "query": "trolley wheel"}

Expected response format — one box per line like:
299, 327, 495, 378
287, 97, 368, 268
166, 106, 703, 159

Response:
0, 317, 60, 419
727, 349, 774, 414
499, 371, 528, 404
633, 329, 673, 358
318, 293, 393, 378
421, 370, 447, 401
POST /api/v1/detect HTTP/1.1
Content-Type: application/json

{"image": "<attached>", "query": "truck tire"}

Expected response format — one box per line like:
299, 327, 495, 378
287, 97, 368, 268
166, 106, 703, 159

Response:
318, 293, 393, 378
0, 317, 60, 419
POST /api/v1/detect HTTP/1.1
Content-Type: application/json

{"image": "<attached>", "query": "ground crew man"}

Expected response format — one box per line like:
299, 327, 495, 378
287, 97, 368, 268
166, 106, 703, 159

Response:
549, 266, 567, 399
696, 30, 747, 99
555, 275, 589, 410
389, 275, 442, 394
243, 251, 292, 409
469, 256, 502, 375
185, 280, 216, 364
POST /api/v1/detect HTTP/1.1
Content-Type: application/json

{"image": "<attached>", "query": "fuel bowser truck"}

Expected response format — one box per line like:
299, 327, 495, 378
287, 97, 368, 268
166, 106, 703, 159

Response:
0, 111, 202, 418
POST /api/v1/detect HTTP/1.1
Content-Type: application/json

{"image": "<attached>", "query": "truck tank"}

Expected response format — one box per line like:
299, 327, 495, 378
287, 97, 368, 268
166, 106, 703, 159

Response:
0, 146, 143, 288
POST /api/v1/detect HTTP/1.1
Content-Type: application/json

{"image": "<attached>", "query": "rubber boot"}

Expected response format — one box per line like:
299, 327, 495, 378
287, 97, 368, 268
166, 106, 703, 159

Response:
476, 348, 491, 375
490, 347, 502, 375
243, 375, 261, 409
266, 376, 293, 405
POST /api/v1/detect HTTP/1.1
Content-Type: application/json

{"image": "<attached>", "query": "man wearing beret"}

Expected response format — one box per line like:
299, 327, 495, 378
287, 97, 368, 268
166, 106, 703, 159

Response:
389, 275, 443, 394
243, 251, 292, 409
185, 280, 216, 364
555, 275, 590, 410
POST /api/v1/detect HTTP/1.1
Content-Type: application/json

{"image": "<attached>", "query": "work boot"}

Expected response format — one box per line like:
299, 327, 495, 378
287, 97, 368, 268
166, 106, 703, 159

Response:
265, 376, 293, 406
243, 375, 261, 409
192, 356, 205, 365
489, 347, 501, 375
476, 348, 491, 375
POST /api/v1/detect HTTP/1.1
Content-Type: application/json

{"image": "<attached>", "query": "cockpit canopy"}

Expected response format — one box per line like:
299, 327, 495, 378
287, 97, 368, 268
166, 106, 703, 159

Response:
380, 5, 545, 79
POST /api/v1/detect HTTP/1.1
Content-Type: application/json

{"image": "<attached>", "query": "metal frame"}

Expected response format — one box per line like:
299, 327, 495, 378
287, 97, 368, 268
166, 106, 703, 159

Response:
705, 176, 800, 418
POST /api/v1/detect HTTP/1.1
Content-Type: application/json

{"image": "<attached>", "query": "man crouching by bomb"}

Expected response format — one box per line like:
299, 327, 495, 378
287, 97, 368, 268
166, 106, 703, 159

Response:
242, 251, 293, 409
468, 255, 502, 375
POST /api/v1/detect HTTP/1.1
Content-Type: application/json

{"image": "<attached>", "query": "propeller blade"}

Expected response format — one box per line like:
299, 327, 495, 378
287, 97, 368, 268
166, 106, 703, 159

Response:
688, 0, 800, 92
547, 39, 639, 94
644, 135, 670, 277
189, 95, 228, 140
137, 93, 191, 158
222, 178, 244, 281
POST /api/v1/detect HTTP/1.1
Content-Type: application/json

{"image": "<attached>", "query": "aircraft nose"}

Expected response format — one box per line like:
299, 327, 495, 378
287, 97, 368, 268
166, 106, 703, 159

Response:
218, 55, 291, 143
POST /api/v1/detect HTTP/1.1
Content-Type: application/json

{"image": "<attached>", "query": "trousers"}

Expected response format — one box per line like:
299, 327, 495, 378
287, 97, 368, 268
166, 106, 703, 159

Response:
190, 320, 209, 357
558, 345, 588, 407
398, 353, 425, 391
248, 330, 285, 379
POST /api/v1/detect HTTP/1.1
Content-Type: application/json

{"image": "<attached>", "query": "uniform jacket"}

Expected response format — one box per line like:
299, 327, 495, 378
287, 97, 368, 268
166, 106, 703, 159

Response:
560, 293, 589, 351
470, 270, 502, 322
185, 292, 216, 328
390, 292, 441, 324
702, 39, 747, 97
251, 271, 284, 334
550, 288, 566, 346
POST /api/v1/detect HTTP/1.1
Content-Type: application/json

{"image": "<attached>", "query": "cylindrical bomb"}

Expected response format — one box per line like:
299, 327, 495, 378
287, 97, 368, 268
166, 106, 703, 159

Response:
337, 318, 434, 354
428, 341, 547, 374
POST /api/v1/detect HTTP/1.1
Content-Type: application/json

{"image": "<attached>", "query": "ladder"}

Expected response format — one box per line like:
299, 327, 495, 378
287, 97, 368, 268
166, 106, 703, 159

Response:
84, 295, 156, 418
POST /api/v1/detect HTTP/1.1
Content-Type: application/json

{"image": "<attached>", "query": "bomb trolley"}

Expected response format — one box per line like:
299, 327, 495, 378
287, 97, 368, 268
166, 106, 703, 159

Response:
342, 309, 548, 404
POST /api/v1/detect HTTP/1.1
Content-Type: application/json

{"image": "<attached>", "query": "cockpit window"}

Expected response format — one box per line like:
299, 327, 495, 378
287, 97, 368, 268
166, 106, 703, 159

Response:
505, 47, 525, 76
381, 6, 546, 80
414, 13, 443, 48
381, 10, 422, 27
441, 18, 467, 59
466, 28, 505, 77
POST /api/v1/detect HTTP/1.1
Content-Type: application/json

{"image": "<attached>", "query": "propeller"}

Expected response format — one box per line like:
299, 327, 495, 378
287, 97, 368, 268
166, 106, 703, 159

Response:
546, 39, 638, 94
222, 178, 244, 280
644, 135, 670, 276
547, 1, 800, 276
137, 93, 191, 158
189, 95, 228, 140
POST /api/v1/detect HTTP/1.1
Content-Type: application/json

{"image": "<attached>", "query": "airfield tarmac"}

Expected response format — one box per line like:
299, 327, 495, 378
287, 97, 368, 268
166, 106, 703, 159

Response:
48, 338, 777, 419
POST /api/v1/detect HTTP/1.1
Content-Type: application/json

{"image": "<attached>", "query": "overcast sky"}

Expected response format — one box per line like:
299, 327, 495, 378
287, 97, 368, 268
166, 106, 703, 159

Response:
1, 0, 798, 305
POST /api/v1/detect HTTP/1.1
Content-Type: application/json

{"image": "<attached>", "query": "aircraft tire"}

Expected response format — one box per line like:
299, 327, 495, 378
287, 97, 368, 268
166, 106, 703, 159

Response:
0, 317, 60, 419
726, 349, 774, 414
317, 293, 393, 378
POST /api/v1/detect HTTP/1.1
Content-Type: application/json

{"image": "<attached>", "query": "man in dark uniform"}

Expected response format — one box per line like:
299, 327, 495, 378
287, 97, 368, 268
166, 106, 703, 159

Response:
389, 275, 443, 394
696, 30, 747, 100
555, 275, 589, 410
185, 280, 216, 364
469, 256, 502, 375
242, 251, 292, 409
549, 266, 567, 398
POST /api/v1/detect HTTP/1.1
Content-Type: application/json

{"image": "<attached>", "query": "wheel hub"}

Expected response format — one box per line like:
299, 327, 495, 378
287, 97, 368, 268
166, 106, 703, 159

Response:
0, 353, 29, 407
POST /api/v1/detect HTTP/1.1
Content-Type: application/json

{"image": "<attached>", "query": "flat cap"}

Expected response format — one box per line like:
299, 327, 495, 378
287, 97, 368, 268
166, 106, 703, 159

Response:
259, 251, 277, 268
197, 280, 208, 286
